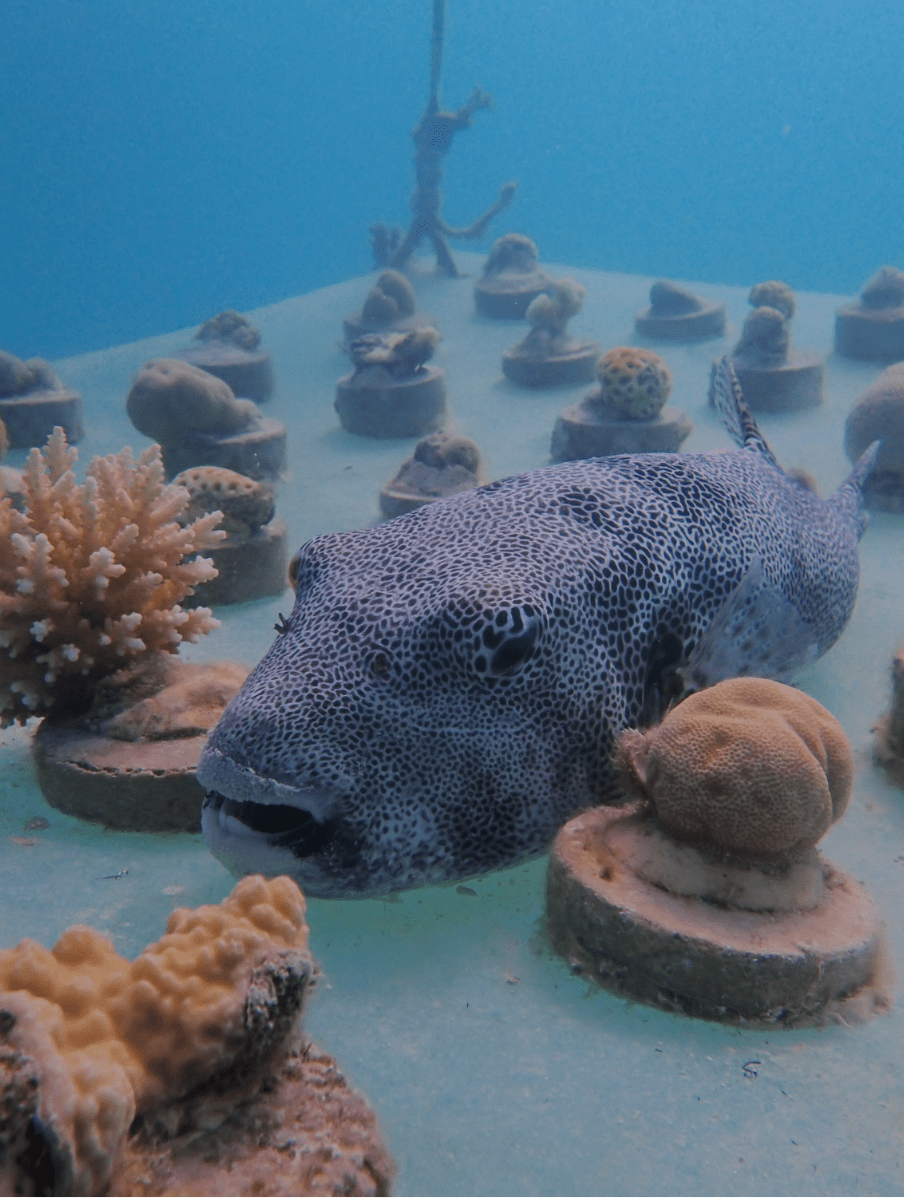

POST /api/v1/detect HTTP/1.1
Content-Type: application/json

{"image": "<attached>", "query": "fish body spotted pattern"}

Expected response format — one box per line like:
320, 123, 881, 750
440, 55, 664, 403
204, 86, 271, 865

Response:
199, 361, 876, 898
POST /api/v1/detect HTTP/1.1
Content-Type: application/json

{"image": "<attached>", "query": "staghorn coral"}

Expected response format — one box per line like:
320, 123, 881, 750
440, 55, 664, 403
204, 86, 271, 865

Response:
0, 428, 224, 725
589, 347, 673, 420
0, 876, 315, 1197
619, 677, 852, 861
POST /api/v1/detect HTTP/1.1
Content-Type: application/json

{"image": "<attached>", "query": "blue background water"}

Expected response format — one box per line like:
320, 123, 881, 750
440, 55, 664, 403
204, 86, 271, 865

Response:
3, 0, 904, 358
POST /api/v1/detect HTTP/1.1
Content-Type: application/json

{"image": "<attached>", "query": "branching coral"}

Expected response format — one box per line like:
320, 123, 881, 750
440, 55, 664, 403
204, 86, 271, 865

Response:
0, 428, 225, 725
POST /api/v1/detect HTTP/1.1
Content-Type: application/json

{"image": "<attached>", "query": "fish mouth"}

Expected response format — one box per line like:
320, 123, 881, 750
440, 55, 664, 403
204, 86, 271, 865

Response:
197, 746, 344, 861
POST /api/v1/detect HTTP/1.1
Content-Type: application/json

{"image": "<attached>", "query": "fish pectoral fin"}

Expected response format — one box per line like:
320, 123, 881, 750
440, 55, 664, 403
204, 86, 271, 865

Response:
679, 555, 820, 693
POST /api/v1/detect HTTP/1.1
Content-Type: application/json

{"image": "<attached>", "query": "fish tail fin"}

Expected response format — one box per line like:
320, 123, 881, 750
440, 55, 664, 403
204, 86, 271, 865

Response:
709, 357, 781, 469
828, 441, 880, 538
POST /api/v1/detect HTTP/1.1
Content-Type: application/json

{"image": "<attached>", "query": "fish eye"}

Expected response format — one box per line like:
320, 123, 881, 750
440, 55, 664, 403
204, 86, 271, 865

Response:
366, 648, 394, 681
471, 605, 543, 678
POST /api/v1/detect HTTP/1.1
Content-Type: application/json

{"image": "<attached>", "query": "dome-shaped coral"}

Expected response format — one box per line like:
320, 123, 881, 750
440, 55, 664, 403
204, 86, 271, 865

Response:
748, 280, 796, 321
127, 359, 258, 443
591, 347, 673, 420
845, 363, 904, 480
482, 233, 539, 277
361, 270, 417, 327
619, 677, 852, 859
0, 428, 223, 725
172, 466, 275, 538
860, 265, 904, 310
733, 305, 790, 365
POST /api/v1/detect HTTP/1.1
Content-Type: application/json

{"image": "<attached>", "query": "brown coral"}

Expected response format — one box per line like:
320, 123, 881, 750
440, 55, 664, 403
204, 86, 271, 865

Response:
0, 350, 60, 398
126, 359, 259, 443
361, 270, 417, 327
349, 327, 440, 379
0, 428, 224, 725
845, 363, 904, 477
619, 677, 853, 860
860, 265, 904, 310
482, 233, 540, 277
194, 310, 261, 351
516, 278, 586, 356
733, 305, 790, 365
590, 347, 673, 420
748, 280, 796, 321
171, 466, 275, 538
0, 876, 314, 1196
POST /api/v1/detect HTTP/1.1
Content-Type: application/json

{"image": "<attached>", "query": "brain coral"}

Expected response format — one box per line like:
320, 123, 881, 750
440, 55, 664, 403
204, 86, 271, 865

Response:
126, 359, 258, 443
592, 347, 673, 420
0, 876, 312, 1196
0, 428, 224, 725
619, 677, 852, 859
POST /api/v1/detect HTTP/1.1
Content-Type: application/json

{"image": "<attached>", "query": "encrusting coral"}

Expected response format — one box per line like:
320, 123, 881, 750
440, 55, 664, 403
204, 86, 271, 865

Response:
0, 876, 314, 1196
0, 428, 224, 725
193, 309, 262, 351
349, 327, 441, 379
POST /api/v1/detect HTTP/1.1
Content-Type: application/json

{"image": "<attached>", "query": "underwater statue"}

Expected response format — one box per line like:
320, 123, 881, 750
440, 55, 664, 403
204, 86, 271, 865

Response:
197, 359, 878, 898
373, 0, 515, 276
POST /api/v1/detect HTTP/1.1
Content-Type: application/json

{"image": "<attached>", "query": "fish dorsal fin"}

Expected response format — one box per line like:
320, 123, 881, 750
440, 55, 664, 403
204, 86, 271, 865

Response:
679, 555, 820, 693
827, 440, 881, 536
709, 357, 781, 470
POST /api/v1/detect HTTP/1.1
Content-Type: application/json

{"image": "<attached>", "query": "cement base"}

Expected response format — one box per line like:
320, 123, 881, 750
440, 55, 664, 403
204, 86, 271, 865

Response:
0, 389, 83, 448
635, 300, 726, 341
835, 304, 904, 361
501, 342, 600, 388
730, 353, 824, 412
32, 719, 206, 833
550, 402, 692, 461
161, 417, 287, 481
547, 805, 887, 1026
175, 341, 274, 403
189, 518, 288, 606
335, 366, 447, 439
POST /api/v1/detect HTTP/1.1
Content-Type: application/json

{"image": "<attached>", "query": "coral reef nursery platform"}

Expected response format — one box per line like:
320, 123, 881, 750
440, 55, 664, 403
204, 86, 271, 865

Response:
2, 254, 904, 1195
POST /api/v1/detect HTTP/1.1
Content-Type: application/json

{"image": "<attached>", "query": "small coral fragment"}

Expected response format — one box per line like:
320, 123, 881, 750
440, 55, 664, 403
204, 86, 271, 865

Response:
171, 465, 275, 538
349, 327, 440, 379
0, 428, 224, 725
361, 270, 418, 327
193, 310, 261, 351
590, 347, 673, 420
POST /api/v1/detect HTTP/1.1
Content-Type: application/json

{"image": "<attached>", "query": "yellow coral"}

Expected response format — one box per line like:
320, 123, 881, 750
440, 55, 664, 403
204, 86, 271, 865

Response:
0, 876, 312, 1196
619, 677, 852, 859
595, 347, 672, 420
0, 428, 225, 725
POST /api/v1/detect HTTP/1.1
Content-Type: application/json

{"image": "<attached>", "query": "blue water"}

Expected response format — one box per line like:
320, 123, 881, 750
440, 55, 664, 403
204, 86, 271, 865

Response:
3, 0, 904, 359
